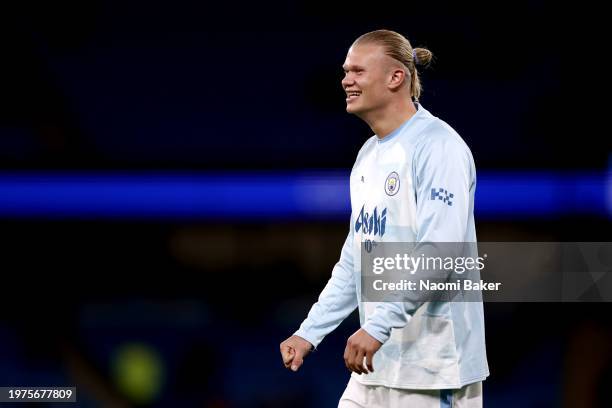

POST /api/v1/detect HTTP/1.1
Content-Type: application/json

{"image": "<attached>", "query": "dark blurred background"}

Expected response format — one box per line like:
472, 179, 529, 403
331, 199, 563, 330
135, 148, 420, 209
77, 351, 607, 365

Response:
0, 0, 610, 407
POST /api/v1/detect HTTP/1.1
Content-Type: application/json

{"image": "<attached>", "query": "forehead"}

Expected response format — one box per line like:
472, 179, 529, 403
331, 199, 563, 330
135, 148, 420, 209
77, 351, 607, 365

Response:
343, 43, 388, 68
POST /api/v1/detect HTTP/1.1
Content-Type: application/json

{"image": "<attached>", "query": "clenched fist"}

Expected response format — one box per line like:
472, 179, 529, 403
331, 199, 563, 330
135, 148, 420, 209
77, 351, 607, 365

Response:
280, 335, 313, 372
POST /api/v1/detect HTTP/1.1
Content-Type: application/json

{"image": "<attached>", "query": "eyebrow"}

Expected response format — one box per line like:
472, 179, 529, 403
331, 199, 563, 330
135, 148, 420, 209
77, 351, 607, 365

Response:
342, 64, 365, 71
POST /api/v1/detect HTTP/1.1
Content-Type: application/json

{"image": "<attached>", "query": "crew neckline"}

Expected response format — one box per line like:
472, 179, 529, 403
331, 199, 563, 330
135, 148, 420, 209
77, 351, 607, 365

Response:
376, 103, 422, 144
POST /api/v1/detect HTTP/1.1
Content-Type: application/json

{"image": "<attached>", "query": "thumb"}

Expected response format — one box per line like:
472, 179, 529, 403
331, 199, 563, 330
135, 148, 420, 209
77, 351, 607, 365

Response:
291, 350, 304, 372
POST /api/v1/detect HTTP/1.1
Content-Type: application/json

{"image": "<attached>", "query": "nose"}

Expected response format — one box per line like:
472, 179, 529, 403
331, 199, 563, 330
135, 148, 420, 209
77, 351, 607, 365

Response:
341, 73, 354, 89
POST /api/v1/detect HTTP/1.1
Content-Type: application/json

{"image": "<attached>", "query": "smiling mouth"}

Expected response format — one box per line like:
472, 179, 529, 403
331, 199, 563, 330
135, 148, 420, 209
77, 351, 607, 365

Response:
346, 91, 361, 102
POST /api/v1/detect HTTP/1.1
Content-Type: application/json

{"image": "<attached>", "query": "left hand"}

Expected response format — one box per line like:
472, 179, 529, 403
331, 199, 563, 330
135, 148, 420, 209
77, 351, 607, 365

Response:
343, 328, 382, 375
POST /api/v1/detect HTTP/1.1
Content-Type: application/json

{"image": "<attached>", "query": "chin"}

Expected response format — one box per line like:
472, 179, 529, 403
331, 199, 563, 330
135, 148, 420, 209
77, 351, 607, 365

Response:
346, 103, 361, 115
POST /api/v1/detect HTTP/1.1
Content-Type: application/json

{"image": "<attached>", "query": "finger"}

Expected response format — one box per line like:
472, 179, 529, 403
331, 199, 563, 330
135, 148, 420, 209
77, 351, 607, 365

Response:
353, 350, 366, 375
345, 344, 358, 372
365, 351, 374, 373
281, 346, 294, 363
281, 346, 295, 367
291, 350, 304, 372
347, 347, 361, 374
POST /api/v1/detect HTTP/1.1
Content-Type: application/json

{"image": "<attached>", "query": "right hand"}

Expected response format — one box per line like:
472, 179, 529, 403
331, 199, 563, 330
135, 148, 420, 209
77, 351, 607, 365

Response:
279, 335, 313, 372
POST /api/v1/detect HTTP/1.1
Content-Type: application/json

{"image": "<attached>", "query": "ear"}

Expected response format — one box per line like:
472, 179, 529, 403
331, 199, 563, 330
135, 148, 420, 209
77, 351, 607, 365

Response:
388, 68, 407, 91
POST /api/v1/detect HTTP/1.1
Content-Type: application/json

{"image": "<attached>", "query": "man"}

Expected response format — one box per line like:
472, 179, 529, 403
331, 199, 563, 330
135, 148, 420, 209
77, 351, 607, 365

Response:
280, 29, 489, 407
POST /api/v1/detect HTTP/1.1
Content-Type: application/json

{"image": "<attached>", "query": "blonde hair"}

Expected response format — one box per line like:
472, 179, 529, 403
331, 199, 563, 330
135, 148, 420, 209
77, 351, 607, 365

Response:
353, 29, 433, 101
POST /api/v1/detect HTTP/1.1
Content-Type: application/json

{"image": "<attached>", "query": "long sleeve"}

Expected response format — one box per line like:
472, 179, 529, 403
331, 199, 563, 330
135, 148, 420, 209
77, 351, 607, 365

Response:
362, 133, 474, 344
413, 134, 473, 243
294, 221, 359, 348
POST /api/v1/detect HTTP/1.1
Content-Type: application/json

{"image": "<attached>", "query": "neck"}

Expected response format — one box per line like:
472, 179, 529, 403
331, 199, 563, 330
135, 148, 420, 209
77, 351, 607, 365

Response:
362, 98, 418, 139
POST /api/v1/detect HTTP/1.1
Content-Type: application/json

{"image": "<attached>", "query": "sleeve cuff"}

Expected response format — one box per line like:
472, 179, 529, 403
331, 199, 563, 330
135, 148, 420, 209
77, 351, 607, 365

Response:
361, 321, 390, 344
293, 330, 318, 351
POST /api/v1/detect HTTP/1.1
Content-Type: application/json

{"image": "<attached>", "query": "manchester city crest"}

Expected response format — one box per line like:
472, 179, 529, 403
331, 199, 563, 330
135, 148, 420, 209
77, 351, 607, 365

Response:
384, 172, 400, 196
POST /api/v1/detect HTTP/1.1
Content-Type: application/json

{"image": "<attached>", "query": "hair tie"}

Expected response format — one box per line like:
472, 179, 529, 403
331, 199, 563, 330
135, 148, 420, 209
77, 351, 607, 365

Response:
412, 49, 418, 65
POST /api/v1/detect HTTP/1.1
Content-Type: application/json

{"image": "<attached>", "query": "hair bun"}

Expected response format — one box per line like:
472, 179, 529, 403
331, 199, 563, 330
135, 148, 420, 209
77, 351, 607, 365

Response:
413, 47, 434, 66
